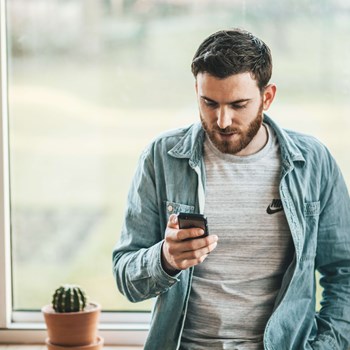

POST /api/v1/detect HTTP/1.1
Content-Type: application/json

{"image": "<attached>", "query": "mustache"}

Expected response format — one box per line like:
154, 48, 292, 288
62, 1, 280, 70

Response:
215, 127, 240, 134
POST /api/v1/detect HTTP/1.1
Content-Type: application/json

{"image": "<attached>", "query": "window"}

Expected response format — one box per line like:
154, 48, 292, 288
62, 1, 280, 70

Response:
1, 0, 349, 344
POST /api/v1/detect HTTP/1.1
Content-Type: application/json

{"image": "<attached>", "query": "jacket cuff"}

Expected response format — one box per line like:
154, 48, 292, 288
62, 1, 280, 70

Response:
148, 240, 181, 289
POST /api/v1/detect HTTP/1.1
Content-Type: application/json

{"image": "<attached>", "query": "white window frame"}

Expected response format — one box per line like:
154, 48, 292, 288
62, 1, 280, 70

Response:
0, 0, 149, 344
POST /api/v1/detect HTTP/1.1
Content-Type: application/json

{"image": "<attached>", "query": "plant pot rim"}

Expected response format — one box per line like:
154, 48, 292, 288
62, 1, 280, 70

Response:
45, 335, 104, 349
42, 302, 101, 315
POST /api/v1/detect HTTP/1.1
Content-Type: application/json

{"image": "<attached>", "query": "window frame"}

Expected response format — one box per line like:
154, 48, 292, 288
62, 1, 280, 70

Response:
0, 0, 149, 344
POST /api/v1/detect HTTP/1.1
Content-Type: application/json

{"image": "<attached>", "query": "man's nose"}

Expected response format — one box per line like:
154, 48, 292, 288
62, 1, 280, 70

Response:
217, 107, 232, 130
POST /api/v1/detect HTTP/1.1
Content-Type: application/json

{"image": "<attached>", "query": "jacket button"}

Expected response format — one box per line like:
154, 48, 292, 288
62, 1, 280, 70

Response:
167, 205, 173, 213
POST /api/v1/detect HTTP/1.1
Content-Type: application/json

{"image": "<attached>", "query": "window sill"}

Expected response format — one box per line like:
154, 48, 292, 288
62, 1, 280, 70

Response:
0, 346, 142, 350
0, 327, 148, 345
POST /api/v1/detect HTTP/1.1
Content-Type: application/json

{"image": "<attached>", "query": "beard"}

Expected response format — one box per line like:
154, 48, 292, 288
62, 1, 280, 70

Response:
200, 102, 264, 155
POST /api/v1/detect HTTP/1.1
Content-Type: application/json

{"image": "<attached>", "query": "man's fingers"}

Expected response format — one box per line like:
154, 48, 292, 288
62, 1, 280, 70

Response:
172, 241, 218, 269
163, 215, 219, 271
181, 240, 218, 259
166, 214, 205, 241
167, 239, 218, 269
167, 214, 179, 229
181, 234, 218, 250
177, 227, 205, 241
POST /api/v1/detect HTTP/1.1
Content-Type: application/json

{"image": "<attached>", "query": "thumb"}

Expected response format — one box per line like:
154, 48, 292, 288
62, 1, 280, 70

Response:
167, 213, 179, 229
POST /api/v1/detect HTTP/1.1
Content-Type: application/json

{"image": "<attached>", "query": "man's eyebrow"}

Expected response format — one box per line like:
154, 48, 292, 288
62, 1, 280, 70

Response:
200, 95, 251, 104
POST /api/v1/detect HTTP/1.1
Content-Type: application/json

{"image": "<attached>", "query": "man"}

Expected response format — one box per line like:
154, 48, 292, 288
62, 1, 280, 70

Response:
112, 29, 350, 349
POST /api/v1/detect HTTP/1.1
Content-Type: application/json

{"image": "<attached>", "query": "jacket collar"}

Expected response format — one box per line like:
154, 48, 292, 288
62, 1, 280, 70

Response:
168, 114, 306, 170
168, 122, 205, 168
263, 115, 306, 172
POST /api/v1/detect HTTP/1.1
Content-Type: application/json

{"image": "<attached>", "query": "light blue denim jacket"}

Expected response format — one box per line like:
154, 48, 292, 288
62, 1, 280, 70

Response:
113, 115, 350, 350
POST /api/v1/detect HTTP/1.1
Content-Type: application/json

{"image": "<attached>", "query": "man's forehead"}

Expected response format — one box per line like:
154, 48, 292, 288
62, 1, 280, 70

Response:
196, 72, 260, 101
196, 71, 258, 86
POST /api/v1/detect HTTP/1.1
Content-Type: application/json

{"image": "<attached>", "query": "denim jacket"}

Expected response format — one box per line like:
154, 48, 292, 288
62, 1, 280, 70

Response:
113, 115, 350, 350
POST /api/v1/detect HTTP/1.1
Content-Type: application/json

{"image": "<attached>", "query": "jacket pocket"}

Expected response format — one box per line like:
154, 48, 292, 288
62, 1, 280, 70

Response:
165, 200, 194, 219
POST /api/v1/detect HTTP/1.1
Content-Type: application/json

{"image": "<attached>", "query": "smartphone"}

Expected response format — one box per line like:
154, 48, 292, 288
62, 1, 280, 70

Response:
177, 212, 209, 238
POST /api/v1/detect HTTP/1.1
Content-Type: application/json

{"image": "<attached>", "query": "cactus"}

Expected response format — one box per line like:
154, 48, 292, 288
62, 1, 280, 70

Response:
51, 284, 88, 313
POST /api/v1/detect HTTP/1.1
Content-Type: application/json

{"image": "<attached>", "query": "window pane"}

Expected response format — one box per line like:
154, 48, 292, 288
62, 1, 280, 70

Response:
7, 0, 350, 312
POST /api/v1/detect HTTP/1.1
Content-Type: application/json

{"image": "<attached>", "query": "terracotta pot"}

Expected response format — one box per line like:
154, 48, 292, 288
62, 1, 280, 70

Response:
42, 302, 101, 346
45, 336, 104, 350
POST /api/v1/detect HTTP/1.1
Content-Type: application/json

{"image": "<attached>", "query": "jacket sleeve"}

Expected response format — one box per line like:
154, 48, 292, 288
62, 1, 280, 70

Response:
112, 147, 180, 303
311, 160, 350, 350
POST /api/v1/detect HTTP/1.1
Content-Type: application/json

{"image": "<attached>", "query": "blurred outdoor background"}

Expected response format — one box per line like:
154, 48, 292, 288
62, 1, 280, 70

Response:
6, 0, 350, 312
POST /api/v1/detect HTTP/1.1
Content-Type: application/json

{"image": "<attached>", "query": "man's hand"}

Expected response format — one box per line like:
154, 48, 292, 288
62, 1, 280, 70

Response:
161, 214, 218, 275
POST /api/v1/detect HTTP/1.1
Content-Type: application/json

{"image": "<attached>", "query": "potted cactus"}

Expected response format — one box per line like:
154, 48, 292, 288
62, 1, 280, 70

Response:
42, 284, 103, 350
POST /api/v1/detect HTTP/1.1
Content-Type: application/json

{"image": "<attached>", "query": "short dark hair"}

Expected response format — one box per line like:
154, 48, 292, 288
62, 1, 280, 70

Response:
191, 28, 272, 90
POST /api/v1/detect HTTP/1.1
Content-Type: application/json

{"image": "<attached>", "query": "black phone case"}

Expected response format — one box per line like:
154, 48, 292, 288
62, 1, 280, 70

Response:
177, 212, 209, 237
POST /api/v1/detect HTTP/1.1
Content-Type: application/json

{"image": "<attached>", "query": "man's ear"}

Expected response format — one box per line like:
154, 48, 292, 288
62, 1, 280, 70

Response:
262, 84, 277, 110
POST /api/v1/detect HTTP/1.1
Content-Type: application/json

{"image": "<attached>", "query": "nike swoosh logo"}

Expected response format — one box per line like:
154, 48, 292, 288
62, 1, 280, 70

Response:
266, 206, 284, 214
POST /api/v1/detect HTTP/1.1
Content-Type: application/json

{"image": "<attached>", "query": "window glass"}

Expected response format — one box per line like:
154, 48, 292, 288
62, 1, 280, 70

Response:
7, 0, 350, 311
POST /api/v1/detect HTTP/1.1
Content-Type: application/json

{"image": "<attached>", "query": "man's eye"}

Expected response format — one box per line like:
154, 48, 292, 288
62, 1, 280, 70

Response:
204, 100, 217, 108
231, 104, 246, 109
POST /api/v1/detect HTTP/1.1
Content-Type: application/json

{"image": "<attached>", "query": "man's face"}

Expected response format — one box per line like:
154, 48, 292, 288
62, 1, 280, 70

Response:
196, 72, 274, 156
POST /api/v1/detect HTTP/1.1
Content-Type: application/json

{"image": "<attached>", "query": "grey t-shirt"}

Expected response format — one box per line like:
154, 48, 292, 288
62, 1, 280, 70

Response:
180, 124, 294, 350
